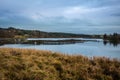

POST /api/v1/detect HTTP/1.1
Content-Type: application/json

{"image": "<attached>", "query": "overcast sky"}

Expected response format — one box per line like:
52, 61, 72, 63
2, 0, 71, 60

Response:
0, 0, 120, 34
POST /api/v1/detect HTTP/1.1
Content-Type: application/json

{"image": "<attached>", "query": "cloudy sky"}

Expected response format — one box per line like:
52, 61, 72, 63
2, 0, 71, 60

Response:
0, 0, 120, 34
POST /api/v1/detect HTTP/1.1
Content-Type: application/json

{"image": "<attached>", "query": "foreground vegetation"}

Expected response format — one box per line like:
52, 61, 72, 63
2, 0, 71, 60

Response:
0, 48, 120, 80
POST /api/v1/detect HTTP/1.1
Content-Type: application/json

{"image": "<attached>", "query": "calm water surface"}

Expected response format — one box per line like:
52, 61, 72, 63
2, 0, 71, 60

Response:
0, 38, 120, 59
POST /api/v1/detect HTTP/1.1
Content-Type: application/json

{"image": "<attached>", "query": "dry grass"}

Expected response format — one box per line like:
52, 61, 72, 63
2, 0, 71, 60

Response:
0, 48, 120, 80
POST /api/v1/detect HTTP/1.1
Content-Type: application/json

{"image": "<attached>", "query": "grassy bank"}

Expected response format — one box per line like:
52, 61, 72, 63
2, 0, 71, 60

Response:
0, 48, 120, 80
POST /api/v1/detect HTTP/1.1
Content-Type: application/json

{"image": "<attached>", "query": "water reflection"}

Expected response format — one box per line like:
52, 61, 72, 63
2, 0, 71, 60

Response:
103, 41, 107, 45
0, 38, 120, 47
0, 41, 120, 59
103, 40, 119, 47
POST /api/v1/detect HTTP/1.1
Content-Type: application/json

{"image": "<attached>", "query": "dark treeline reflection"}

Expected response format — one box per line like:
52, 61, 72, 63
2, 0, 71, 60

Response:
103, 40, 119, 47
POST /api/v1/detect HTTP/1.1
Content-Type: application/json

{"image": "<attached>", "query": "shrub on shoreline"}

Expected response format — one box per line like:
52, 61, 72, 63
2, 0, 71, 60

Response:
0, 48, 120, 80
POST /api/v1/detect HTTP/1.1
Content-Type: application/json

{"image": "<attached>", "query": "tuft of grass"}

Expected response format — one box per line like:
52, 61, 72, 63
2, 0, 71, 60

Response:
0, 48, 120, 80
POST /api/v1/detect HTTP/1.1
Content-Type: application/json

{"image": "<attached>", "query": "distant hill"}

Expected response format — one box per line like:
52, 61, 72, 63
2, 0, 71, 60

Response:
0, 27, 101, 38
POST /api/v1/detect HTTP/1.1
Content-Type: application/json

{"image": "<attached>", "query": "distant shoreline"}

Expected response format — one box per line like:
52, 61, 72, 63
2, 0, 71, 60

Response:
0, 27, 120, 46
0, 27, 102, 38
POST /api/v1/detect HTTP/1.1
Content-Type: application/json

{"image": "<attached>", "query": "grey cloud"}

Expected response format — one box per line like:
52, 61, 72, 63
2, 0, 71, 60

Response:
0, 0, 120, 34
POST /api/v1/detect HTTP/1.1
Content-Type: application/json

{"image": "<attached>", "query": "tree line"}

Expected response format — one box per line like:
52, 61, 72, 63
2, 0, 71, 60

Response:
103, 33, 120, 46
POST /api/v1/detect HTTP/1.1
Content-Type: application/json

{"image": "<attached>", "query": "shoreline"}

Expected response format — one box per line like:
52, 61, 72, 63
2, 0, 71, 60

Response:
0, 47, 119, 60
